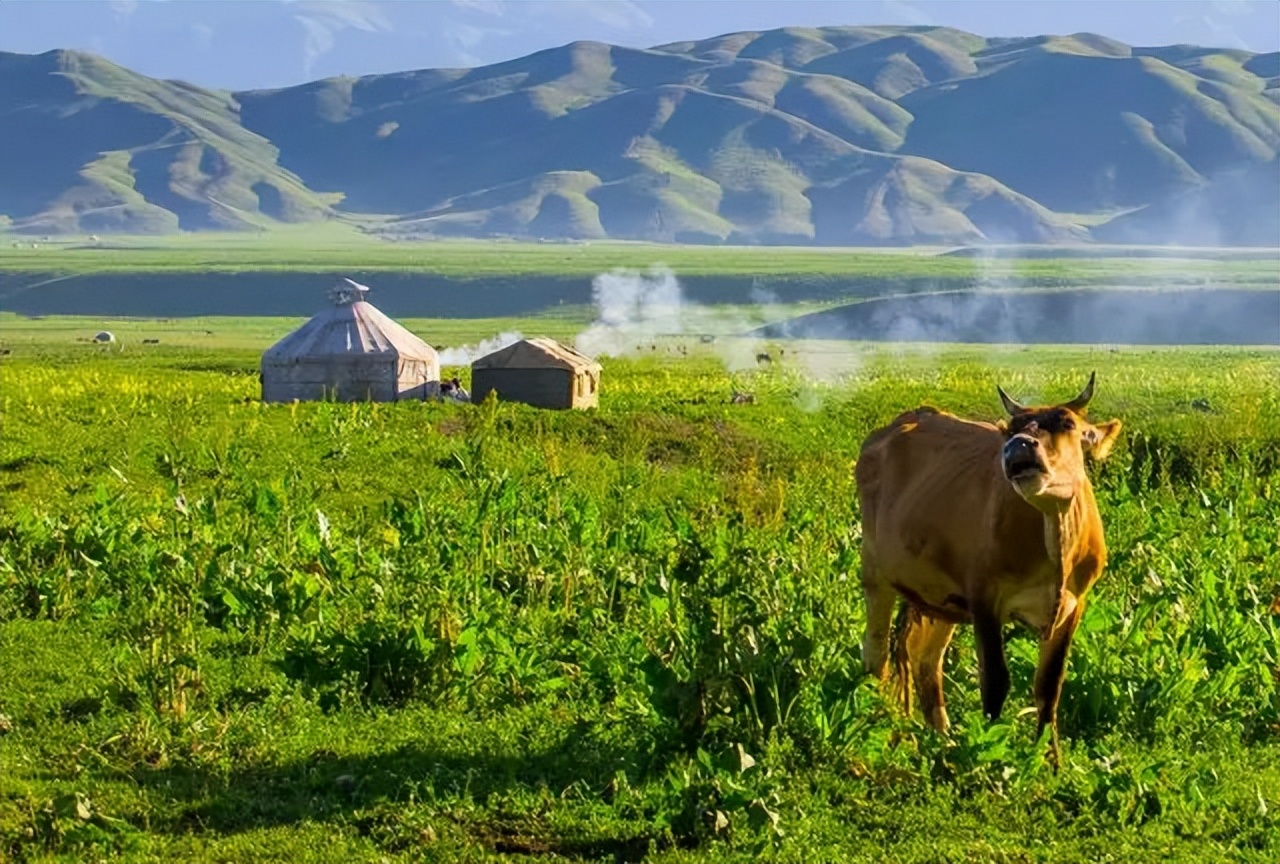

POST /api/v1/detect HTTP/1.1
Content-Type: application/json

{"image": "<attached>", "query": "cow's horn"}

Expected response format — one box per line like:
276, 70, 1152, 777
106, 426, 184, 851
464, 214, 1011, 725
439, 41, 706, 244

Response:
997, 384, 1025, 416
1064, 371, 1097, 413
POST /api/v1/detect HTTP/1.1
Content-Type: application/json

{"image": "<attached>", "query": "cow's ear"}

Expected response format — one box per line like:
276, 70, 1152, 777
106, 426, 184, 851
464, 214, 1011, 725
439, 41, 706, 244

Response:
1083, 419, 1121, 460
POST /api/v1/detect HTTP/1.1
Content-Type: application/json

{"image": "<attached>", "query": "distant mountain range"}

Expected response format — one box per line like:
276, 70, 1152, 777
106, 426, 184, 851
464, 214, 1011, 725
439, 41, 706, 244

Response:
2, 26, 1277, 245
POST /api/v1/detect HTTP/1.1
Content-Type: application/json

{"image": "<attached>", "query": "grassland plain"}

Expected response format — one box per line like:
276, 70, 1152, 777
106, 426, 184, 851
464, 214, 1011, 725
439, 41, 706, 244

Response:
0, 325, 1277, 863
4, 234, 1278, 322
3, 232, 1279, 277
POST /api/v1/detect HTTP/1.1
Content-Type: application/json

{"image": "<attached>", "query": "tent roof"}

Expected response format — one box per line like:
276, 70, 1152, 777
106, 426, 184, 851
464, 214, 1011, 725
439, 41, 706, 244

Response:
471, 337, 601, 372
262, 280, 437, 362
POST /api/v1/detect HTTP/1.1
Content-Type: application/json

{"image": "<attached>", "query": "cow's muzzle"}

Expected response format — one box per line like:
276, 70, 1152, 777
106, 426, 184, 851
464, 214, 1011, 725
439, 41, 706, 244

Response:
1002, 434, 1044, 480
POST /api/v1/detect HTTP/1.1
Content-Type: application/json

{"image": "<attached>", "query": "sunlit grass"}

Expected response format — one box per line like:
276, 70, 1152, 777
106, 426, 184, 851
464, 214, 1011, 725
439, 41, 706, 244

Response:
0, 338, 1276, 862
2, 233, 1278, 281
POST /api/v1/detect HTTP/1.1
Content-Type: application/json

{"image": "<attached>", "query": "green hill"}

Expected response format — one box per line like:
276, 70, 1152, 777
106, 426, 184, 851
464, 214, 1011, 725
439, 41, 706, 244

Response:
900, 50, 1278, 212
0, 50, 340, 234
1, 25, 1276, 245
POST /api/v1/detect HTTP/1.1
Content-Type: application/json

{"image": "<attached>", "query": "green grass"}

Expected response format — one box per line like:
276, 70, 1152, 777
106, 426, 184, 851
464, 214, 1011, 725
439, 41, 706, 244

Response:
3, 232, 1278, 281
0, 333, 1277, 862
0, 309, 600, 353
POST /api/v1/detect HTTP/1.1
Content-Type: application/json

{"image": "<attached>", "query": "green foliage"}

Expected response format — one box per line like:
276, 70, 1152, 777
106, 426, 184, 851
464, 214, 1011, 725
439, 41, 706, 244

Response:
0, 342, 1277, 861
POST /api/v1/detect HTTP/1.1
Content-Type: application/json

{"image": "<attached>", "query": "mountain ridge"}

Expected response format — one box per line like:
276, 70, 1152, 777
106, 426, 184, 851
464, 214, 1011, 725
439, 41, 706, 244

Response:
2, 25, 1277, 245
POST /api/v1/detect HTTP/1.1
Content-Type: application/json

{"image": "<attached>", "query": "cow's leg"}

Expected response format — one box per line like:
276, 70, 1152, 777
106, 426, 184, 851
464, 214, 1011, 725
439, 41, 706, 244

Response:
973, 603, 1010, 721
908, 615, 957, 733
891, 603, 916, 716
1035, 591, 1082, 768
861, 564, 896, 682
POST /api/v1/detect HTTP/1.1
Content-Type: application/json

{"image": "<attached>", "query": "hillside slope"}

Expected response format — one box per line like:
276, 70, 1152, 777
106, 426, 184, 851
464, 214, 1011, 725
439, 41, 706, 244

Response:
1093, 158, 1280, 246
0, 50, 340, 234
1, 26, 1275, 245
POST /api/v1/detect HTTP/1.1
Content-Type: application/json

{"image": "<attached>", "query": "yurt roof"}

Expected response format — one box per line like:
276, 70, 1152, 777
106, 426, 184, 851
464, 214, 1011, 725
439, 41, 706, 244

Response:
472, 337, 601, 372
263, 279, 437, 362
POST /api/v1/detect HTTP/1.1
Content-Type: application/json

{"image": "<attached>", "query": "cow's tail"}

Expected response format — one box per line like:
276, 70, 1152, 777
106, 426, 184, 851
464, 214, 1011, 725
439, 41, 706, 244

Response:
891, 601, 915, 717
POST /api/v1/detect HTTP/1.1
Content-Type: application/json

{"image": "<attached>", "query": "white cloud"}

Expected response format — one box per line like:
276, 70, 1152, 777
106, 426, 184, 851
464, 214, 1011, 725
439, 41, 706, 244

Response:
189, 23, 215, 50
449, 0, 506, 16
432, 0, 651, 67
442, 20, 519, 66
879, 0, 935, 27
563, 0, 653, 31
455, 0, 651, 33
292, 1, 392, 75
297, 0, 392, 33
448, 21, 491, 51
1173, 12, 1251, 49
1209, 0, 1258, 17
295, 15, 336, 75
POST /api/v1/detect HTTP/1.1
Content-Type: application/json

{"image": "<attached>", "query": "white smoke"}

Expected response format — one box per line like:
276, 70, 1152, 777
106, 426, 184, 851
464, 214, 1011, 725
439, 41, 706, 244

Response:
573, 265, 866, 409
440, 264, 880, 409
575, 266, 684, 356
574, 265, 777, 373
438, 330, 524, 366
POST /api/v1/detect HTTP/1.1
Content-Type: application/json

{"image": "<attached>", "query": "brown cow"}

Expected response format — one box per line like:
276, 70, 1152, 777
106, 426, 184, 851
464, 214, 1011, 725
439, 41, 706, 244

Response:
855, 373, 1121, 762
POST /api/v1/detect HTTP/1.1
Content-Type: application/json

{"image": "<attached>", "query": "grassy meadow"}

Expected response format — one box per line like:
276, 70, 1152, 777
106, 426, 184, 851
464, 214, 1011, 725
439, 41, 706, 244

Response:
3, 230, 1278, 280
1, 241, 1278, 862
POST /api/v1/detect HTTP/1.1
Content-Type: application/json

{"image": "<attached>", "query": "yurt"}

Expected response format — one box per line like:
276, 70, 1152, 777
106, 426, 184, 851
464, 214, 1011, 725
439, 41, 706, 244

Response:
471, 338, 601, 410
261, 278, 440, 403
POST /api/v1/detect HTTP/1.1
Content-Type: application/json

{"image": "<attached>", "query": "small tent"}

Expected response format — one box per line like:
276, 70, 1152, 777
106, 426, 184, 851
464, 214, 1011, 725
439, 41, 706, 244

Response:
471, 338, 601, 410
261, 278, 440, 403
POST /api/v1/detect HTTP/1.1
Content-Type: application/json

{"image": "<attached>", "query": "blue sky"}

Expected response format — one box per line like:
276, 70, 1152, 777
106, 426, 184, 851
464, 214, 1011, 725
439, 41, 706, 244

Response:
1, 0, 1276, 90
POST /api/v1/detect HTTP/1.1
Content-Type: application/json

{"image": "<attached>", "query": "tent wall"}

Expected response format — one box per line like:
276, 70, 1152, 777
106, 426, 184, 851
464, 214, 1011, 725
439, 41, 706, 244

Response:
262, 358, 438, 403
396, 358, 440, 401
472, 368, 576, 410
571, 370, 600, 409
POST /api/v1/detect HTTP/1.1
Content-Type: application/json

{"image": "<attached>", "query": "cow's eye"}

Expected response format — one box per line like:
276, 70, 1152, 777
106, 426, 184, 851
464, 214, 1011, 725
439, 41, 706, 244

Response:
1062, 419, 1075, 432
